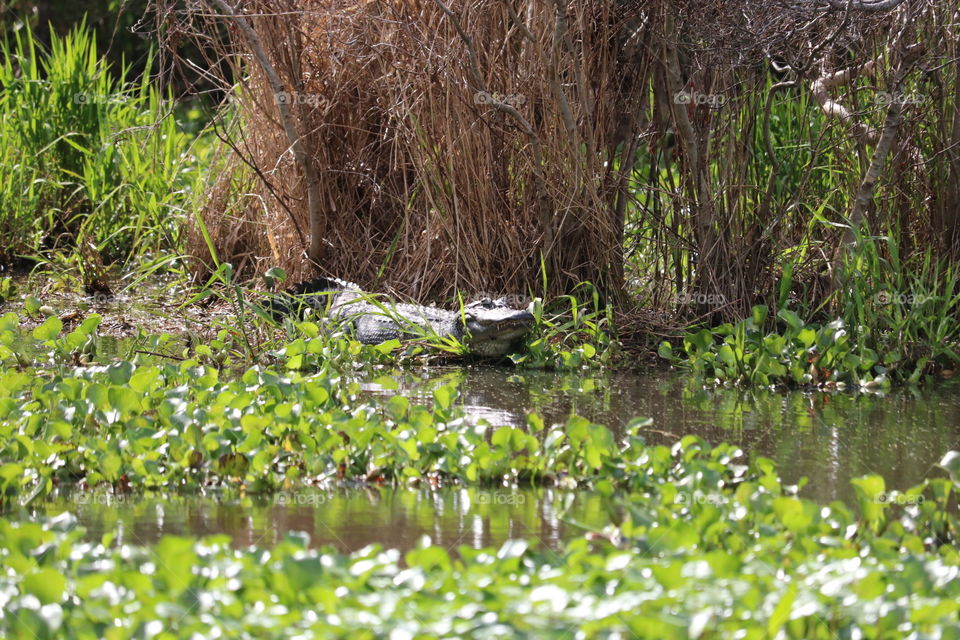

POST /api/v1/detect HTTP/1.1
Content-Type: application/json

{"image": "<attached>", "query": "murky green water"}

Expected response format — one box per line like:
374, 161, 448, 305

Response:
378, 367, 960, 505
26, 487, 610, 554
18, 365, 960, 552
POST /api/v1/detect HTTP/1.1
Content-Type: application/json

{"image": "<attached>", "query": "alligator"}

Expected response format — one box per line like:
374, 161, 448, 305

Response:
267, 277, 534, 357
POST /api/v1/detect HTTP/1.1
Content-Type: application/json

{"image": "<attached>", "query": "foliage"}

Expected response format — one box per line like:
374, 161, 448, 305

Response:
0, 309, 628, 502
659, 305, 895, 389
0, 21, 211, 267
836, 238, 960, 382
512, 283, 617, 369
0, 445, 957, 638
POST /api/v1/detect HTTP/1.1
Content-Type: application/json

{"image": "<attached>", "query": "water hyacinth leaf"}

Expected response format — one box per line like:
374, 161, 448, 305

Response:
851, 475, 887, 529
23, 296, 42, 316
685, 329, 714, 354
32, 316, 62, 341
797, 327, 816, 348
717, 344, 736, 367
751, 305, 768, 329
767, 582, 797, 636
386, 395, 409, 420
22, 567, 65, 605
658, 341, 674, 359
772, 497, 813, 533
566, 415, 591, 445
433, 384, 454, 410
155, 536, 197, 595
527, 412, 544, 432
100, 452, 122, 482
405, 545, 452, 572
374, 339, 402, 354
78, 314, 102, 335
108, 386, 141, 413
129, 367, 160, 393
107, 361, 134, 385
0, 312, 17, 333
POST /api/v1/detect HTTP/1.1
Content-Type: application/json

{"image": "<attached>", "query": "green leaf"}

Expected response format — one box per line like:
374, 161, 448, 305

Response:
155, 536, 197, 594
108, 386, 141, 413
526, 413, 544, 432
22, 568, 65, 604
751, 305, 769, 328
374, 339, 402, 354
32, 316, 63, 341
107, 361, 134, 386
23, 296, 42, 316
767, 582, 797, 635
717, 344, 736, 367
777, 308, 803, 332
433, 384, 455, 411
657, 341, 674, 360
851, 475, 887, 529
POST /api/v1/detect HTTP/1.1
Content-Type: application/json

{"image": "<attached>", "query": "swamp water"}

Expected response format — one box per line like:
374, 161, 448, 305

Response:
19, 366, 960, 553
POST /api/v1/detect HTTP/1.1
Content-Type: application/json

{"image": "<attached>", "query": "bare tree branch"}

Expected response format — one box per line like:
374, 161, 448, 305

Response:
206, 0, 326, 265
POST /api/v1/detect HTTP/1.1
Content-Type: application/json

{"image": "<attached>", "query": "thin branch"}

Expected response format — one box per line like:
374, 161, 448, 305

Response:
206, 0, 326, 264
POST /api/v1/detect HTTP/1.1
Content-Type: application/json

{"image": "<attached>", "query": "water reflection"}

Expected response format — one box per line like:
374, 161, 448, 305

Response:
27, 487, 611, 553
365, 368, 960, 503
19, 368, 960, 551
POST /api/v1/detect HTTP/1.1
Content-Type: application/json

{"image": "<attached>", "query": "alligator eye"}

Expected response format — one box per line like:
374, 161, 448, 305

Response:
481, 298, 493, 308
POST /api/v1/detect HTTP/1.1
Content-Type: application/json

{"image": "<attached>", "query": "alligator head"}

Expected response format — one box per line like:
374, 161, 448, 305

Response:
461, 297, 535, 357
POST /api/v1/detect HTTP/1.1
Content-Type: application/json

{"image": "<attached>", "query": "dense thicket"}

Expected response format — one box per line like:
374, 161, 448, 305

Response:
159, 0, 959, 315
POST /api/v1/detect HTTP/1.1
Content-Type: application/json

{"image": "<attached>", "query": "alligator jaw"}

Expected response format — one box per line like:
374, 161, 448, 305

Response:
464, 310, 535, 357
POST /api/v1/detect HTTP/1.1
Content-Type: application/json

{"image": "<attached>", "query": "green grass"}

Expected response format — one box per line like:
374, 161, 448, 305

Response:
0, 21, 211, 270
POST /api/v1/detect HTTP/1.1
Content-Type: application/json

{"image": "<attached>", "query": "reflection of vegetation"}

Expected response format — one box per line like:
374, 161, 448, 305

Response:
675, 381, 960, 504
24, 487, 612, 553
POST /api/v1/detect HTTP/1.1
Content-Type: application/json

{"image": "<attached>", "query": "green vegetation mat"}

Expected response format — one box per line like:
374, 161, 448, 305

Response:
2, 452, 960, 639
2, 309, 960, 638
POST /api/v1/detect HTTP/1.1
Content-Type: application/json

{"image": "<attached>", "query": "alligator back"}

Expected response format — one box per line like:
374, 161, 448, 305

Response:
267, 277, 461, 343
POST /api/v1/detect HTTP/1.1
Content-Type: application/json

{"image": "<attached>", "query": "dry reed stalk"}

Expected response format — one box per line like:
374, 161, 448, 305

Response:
155, 0, 959, 322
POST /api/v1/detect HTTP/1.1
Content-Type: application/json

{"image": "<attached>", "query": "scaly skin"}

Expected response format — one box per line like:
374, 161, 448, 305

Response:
268, 277, 533, 357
